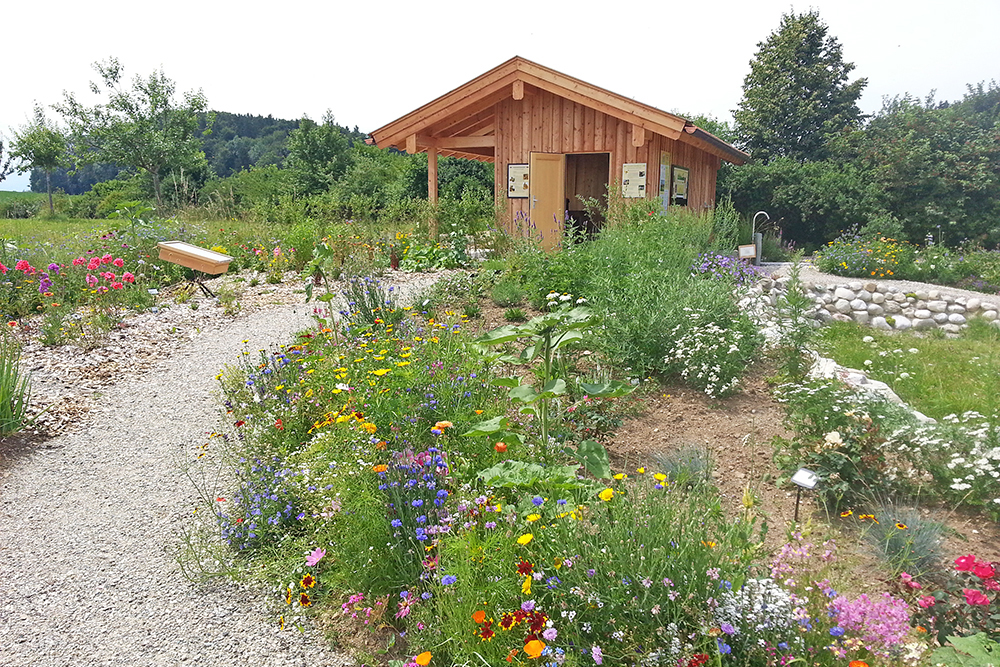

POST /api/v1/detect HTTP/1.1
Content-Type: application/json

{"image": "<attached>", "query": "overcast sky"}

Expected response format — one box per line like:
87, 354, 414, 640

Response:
3, 0, 998, 191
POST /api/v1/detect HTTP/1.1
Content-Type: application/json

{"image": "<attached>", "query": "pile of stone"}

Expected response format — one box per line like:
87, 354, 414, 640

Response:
758, 278, 1000, 334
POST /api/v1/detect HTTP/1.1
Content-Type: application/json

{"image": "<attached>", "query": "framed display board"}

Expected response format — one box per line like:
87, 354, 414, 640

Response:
507, 164, 529, 198
671, 166, 689, 205
622, 163, 647, 198
659, 151, 671, 209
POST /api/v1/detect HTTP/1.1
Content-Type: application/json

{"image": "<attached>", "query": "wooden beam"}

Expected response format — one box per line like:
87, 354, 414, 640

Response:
512, 80, 524, 100
428, 146, 439, 240
406, 134, 417, 155
420, 135, 495, 149
631, 124, 646, 147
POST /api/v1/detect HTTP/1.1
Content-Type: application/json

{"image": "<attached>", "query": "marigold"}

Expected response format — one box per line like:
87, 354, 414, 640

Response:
472, 609, 486, 624
414, 651, 432, 666
372, 464, 387, 473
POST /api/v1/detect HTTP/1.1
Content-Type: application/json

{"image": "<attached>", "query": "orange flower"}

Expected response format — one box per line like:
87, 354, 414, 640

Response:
524, 640, 545, 659
415, 651, 432, 666
849, 662, 869, 667
434, 420, 453, 430
372, 464, 388, 473
472, 609, 486, 624
494, 442, 507, 453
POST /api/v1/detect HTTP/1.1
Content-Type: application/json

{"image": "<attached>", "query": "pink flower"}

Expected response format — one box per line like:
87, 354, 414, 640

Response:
111, 282, 123, 290
113, 258, 124, 268
101, 253, 113, 264
917, 595, 936, 608
985, 579, 1000, 592
72, 257, 86, 266
123, 272, 135, 283
15, 260, 30, 271
0, 262, 6, 275
973, 562, 996, 580
900, 572, 921, 589
963, 588, 990, 606
305, 548, 326, 567
86, 274, 98, 287
104, 272, 116, 282
955, 554, 978, 572
88, 259, 101, 271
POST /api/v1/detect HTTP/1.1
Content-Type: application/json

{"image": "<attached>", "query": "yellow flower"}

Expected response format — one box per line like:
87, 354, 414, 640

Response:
636, 467, 645, 474
598, 488, 614, 502
521, 575, 532, 595
371, 368, 391, 376
526, 514, 541, 522
517, 533, 534, 545
613, 473, 627, 480
653, 473, 667, 482
361, 422, 377, 434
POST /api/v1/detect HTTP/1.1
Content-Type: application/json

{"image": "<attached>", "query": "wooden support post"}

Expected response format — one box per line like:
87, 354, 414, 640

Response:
406, 133, 417, 155
428, 145, 439, 241
512, 80, 524, 100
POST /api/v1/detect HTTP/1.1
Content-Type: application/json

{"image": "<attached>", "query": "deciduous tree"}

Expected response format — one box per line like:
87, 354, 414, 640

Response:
11, 104, 68, 214
54, 58, 211, 207
285, 111, 353, 195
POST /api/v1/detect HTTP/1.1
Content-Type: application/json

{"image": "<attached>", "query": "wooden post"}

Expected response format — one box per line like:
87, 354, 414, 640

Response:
512, 80, 524, 100
428, 145, 439, 241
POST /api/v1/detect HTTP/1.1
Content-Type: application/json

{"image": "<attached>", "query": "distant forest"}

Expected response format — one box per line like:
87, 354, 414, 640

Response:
31, 111, 367, 195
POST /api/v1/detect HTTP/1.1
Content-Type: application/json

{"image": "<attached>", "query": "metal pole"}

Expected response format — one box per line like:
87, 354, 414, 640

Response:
794, 486, 802, 524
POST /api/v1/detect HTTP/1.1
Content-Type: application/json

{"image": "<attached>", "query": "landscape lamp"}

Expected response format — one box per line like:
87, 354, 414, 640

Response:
790, 467, 819, 524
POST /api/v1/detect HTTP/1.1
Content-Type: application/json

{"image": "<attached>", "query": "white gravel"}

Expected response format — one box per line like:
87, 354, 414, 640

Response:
0, 270, 453, 667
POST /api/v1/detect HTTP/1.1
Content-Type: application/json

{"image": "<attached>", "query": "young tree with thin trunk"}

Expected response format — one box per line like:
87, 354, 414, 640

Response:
11, 104, 68, 214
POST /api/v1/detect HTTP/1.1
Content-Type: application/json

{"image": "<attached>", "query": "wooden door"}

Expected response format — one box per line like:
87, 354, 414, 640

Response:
529, 152, 566, 251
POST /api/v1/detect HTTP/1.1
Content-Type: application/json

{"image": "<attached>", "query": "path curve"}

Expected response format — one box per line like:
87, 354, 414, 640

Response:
0, 298, 360, 666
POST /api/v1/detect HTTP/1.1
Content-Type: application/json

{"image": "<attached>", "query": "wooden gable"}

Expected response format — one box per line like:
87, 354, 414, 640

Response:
369, 56, 748, 166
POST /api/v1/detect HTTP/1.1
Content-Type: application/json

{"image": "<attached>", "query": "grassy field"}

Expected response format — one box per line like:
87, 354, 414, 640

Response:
817, 319, 1000, 419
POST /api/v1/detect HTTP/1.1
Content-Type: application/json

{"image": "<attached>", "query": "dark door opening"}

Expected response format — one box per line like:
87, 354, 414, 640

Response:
564, 152, 610, 240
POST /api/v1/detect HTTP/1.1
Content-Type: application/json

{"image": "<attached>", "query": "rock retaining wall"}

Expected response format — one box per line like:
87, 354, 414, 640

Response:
757, 278, 1000, 334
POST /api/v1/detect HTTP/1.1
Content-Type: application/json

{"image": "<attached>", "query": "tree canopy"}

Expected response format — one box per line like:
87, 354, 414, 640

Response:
285, 111, 354, 195
54, 58, 211, 207
11, 104, 68, 213
733, 9, 867, 163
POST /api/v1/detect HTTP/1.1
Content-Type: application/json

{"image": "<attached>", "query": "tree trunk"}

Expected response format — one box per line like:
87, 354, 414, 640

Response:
152, 172, 163, 208
46, 171, 54, 215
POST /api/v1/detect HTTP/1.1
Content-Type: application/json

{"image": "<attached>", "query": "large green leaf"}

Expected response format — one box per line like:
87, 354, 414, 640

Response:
477, 460, 583, 489
489, 377, 520, 388
579, 380, 635, 398
509, 385, 539, 404
461, 416, 508, 437
571, 440, 613, 479
475, 325, 523, 346
537, 378, 567, 399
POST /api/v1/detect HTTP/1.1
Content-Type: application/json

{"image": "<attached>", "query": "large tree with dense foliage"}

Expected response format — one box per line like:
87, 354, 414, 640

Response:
54, 58, 211, 207
0, 137, 13, 184
733, 9, 867, 163
11, 104, 68, 213
285, 111, 353, 195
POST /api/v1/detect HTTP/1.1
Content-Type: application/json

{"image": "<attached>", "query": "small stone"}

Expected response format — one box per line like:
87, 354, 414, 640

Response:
948, 313, 967, 325
863, 282, 877, 292
850, 299, 868, 311
941, 323, 963, 334
857, 290, 872, 302
835, 299, 852, 314
834, 287, 856, 301
871, 316, 891, 331
832, 313, 853, 323
914, 309, 932, 319
913, 317, 936, 330
867, 304, 884, 316
893, 316, 912, 331
933, 312, 949, 324
928, 290, 941, 300
852, 311, 870, 325
871, 292, 885, 304
915, 290, 929, 300
967, 298, 981, 312
848, 281, 864, 292
926, 301, 948, 313
983, 310, 999, 321
947, 304, 966, 314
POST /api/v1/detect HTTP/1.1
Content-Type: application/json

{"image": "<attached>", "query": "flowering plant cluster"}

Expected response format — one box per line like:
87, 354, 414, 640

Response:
912, 553, 999, 644
690, 252, 762, 288
814, 228, 915, 279
664, 307, 761, 398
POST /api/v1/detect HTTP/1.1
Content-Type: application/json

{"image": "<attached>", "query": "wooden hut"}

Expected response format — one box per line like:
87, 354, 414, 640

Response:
370, 57, 748, 249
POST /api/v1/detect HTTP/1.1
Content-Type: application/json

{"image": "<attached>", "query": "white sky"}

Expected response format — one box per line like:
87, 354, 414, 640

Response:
3, 0, 998, 191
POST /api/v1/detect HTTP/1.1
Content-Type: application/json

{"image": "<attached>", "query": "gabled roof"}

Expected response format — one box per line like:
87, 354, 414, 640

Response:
369, 56, 748, 165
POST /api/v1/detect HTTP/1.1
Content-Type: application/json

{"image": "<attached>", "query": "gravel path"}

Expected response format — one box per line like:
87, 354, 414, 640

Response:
0, 271, 452, 667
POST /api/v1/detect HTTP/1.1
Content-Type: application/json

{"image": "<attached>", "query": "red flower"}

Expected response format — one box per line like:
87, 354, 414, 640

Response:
494, 442, 507, 453
234, 420, 245, 427
275, 419, 284, 430
955, 554, 978, 572
688, 654, 710, 667
516, 559, 534, 576
498, 613, 517, 630
963, 588, 990, 606
984, 579, 1000, 592
973, 562, 996, 580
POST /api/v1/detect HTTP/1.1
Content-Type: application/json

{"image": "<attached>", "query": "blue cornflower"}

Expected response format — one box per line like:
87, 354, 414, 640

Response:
441, 575, 457, 585
532, 496, 544, 507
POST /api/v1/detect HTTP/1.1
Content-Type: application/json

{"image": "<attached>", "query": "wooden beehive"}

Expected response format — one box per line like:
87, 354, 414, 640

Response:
157, 241, 233, 275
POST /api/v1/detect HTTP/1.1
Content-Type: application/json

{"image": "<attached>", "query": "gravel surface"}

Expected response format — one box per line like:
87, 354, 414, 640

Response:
0, 270, 453, 667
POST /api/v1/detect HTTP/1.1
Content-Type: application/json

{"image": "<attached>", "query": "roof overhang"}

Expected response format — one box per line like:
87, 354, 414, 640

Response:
369, 56, 748, 165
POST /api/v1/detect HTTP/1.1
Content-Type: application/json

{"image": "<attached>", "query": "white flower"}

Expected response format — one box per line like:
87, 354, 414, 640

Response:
824, 431, 843, 446
862, 336, 874, 343
559, 293, 572, 302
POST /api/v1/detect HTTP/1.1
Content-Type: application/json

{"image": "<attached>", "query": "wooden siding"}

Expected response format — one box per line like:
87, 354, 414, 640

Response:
495, 89, 721, 239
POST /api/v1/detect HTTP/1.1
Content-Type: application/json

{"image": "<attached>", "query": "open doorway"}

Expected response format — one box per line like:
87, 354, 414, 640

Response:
565, 152, 610, 240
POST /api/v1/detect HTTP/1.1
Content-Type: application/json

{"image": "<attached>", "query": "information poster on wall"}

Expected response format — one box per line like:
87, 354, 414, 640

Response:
507, 164, 529, 198
622, 163, 646, 198
659, 151, 671, 209
671, 166, 689, 205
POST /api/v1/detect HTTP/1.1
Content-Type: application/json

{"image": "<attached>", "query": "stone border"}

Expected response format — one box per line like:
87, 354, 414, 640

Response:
757, 277, 1000, 334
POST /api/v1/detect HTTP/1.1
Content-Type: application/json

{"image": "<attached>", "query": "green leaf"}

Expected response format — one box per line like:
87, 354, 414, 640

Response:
461, 416, 508, 437
572, 440, 613, 479
509, 385, 539, 404
579, 380, 635, 398
476, 325, 523, 346
538, 378, 567, 398
489, 377, 520, 388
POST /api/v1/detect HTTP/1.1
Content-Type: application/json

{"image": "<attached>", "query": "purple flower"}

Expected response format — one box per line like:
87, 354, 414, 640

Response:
720, 623, 735, 635
521, 600, 536, 612
591, 645, 603, 665
532, 496, 544, 507
542, 628, 557, 641
441, 574, 457, 585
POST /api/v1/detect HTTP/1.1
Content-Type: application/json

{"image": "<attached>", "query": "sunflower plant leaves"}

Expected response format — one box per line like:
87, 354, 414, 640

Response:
930, 633, 998, 667
571, 439, 613, 480
461, 416, 508, 437
579, 380, 634, 398
477, 460, 584, 489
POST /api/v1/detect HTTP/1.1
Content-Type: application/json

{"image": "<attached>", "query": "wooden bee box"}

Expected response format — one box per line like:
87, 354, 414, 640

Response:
157, 241, 233, 275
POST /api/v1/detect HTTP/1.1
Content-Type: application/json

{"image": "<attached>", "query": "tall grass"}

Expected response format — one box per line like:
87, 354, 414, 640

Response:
0, 336, 32, 435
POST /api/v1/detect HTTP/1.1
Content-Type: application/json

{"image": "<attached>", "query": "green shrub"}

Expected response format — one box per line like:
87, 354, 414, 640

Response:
491, 280, 524, 307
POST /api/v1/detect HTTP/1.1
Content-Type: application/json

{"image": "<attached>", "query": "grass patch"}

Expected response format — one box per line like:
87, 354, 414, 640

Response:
816, 319, 1000, 419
